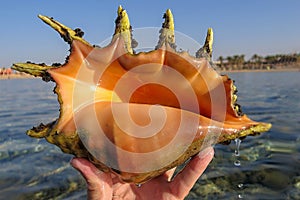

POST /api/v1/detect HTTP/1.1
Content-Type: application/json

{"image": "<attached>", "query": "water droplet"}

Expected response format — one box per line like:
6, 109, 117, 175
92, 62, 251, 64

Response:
238, 183, 244, 189
234, 138, 241, 157
238, 194, 243, 199
136, 184, 142, 188
233, 138, 242, 167
234, 149, 240, 157
34, 144, 43, 152
234, 160, 241, 166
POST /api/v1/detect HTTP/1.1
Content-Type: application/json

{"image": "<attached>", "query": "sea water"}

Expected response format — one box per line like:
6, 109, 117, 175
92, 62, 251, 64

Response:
0, 71, 300, 199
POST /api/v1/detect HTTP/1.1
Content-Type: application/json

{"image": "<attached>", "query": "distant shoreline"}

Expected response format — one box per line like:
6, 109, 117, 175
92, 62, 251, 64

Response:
0, 74, 36, 80
220, 68, 300, 73
0, 68, 299, 80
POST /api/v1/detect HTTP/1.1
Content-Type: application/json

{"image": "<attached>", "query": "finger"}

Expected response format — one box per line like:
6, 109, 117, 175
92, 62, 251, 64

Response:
170, 147, 214, 198
71, 158, 113, 200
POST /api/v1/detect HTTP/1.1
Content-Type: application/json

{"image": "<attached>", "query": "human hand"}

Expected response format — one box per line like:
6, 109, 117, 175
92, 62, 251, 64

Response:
71, 147, 214, 200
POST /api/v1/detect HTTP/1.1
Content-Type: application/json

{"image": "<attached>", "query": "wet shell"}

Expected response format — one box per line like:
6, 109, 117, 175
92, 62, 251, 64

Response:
12, 6, 271, 184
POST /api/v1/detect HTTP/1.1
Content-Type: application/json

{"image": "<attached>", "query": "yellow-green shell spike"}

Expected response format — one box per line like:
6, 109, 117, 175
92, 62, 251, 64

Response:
114, 5, 131, 33
38, 15, 90, 46
12, 62, 57, 81
164, 9, 175, 31
156, 9, 176, 49
113, 5, 133, 54
196, 28, 214, 59
205, 28, 214, 56
12, 15, 91, 81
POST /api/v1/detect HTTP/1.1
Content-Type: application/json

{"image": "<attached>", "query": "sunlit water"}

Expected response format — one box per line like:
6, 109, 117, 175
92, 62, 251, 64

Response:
0, 71, 299, 199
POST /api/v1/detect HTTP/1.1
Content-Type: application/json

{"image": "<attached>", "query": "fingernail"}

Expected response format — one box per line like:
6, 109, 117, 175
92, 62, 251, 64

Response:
70, 157, 77, 167
197, 147, 214, 159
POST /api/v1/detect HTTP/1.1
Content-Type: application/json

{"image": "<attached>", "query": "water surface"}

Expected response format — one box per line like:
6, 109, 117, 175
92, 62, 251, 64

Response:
0, 71, 299, 199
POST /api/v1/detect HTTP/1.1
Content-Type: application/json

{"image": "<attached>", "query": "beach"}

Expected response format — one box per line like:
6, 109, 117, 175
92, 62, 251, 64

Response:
0, 73, 36, 80
219, 68, 300, 73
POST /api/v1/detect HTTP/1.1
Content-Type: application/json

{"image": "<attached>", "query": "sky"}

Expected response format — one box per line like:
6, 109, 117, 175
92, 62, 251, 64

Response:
0, 0, 300, 68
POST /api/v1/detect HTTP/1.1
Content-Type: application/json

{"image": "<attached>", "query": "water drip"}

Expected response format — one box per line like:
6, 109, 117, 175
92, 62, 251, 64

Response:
234, 138, 241, 166
234, 160, 241, 166
234, 138, 241, 157
234, 138, 243, 198
238, 183, 244, 189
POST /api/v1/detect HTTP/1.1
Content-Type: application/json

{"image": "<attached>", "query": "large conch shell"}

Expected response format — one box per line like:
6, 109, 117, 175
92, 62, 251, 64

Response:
12, 6, 271, 184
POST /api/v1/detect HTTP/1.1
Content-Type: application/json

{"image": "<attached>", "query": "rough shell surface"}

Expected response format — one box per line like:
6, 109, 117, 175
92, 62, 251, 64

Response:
12, 6, 271, 184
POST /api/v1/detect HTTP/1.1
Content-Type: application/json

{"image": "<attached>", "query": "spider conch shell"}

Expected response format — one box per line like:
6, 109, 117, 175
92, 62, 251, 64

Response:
12, 6, 271, 184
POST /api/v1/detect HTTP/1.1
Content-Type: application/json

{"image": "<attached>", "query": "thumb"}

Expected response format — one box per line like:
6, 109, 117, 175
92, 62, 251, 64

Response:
71, 157, 113, 200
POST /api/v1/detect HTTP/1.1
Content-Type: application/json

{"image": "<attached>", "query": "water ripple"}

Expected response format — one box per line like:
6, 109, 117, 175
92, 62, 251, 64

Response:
1, 72, 300, 199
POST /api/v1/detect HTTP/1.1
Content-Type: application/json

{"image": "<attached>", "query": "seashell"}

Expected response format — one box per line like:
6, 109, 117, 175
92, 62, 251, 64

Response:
12, 6, 271, 184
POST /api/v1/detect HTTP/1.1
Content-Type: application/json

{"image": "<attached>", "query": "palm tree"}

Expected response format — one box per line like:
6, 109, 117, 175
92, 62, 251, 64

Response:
218, 56, 224, 70
251, 54, 263, 69
232, 55, 240, 70
226, 56, 233, 70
